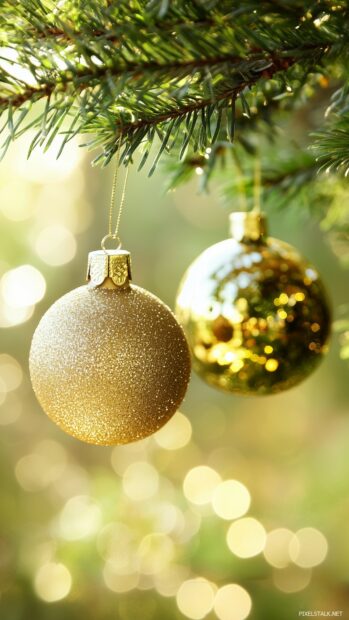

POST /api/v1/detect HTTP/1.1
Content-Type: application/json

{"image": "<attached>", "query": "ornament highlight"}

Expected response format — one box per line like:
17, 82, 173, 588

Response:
30, 249, 191, 445
176, 212, 331, 395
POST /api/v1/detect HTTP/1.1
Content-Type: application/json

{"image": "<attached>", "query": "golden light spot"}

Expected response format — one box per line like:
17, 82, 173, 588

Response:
0, 301, 34, 328
103, 562, 139, 593
183, 466, 221, 506
194, 344, 209, 361
0, 354, 23, 391
277, 309, 287, 320
265, 359, 279, 372
154, 411, 192, 450
263, 528, 293, 568
273, 298, 281, 306
176, 510, 202, 544
214, 584, 252, 620
236, 298, 248, 312
279, 293, 289, 304
35, 225, 77, 266
154, 564, 190, 597
0, 391, 22, 425
311, 323, 320, 333
59, 495, 102, 540
212, 480, 251, 520
289, 528, 328, 568
138, 533, 175, 575
0, 381, 6, 405
1, 265, 46, 308
209, 343, 231, 364
224, 351, 237, 363
176, 578, 216, 620
123, 461, 159, 502
97, 522, 134, 563
273, 565, 311, 593
295, 292, 305, 302
15, 440, 67, 492
314, 13, 330, 27
110, 441, 149, 476
34, 562, 72, 602
230, 359, 244, 373
264, 345, 273, 354
226, 518, 266, 558
152, 501, 183, 535
251, 353, 266, 364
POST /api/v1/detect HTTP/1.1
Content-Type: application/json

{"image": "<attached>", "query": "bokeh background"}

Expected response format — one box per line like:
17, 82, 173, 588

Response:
0, 128, 348, 620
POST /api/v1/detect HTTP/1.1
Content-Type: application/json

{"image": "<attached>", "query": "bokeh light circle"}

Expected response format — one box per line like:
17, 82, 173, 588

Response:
59, 495, 102, 540
273, 565, 312, 593
289, 527, 328, 568
154, 411, 192, 450
176, 577, 216, 619
1, 265, 46, 308
123, 461, 159, 502
0, 354, 23, 391
35, 225, 77, 266
212, 480, 251, 520
34, 562, 72, 602
183, 466, 221, 505
226, 518, 266, 558
137, 533, 174, 575
103, 562, 139, 593
214, 584, 252, 620
263, 528, 294, 568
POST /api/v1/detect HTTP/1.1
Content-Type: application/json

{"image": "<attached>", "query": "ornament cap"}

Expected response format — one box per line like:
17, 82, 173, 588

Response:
229, 211, 267, 243
87, 249, 132, 288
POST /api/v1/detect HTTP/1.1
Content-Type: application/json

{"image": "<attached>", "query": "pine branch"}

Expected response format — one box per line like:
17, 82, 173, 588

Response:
0, 0, 348, 169
0, 49, 300, 111
312, 85, 349, 174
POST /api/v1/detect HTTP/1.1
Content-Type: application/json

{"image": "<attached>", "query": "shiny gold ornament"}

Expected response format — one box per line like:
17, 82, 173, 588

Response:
176, 212, 331, 395
30, 250, 191, 445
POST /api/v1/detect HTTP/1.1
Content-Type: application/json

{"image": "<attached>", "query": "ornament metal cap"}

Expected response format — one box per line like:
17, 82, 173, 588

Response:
229, 211, 267, 243
87, 249, 132, 289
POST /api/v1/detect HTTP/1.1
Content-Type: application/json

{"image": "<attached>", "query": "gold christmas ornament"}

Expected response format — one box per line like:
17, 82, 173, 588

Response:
176, 212, 331, 396
30, 249, 191, 445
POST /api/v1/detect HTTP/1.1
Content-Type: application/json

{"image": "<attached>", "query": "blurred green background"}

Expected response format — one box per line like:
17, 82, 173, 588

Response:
0, 126, 348, 620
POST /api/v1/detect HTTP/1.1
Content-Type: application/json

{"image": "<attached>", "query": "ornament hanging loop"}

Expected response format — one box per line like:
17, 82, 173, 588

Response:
101, 233, 122, 252
101, 131, 129, 252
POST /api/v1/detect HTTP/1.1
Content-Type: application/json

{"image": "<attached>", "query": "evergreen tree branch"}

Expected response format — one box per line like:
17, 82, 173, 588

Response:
312, 85, 349, 174
0, 0, 349, 169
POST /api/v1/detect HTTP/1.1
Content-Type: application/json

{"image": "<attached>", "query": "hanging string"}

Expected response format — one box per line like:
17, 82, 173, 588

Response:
101, 134, 129, 251
253, 142, 261, 213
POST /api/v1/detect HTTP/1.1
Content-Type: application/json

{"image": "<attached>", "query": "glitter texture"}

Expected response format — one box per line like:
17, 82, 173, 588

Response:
30, 284, 191, 445
176, 213, 331, 396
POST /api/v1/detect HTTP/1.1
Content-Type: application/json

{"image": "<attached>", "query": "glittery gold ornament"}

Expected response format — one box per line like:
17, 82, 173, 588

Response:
30, 249, 191, 445
176, 212, 331, 396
